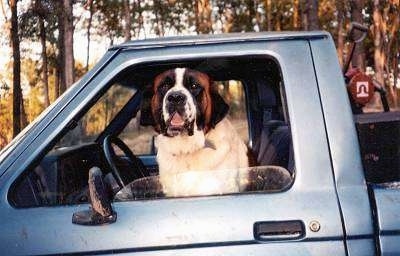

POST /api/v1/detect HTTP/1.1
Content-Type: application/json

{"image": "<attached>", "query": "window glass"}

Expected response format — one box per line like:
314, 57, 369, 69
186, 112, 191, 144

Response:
10, 82, 136, 207
58, 84, 136, 148
119, 120, 157, 155
215, 80, 249, 143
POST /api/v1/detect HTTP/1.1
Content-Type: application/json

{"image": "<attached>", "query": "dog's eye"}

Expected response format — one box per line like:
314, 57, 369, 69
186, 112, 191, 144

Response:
159, 83, 171, 94
189, 83, 203, 96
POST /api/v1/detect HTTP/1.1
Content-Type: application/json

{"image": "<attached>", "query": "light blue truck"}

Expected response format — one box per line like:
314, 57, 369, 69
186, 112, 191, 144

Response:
0, 31, 399, 255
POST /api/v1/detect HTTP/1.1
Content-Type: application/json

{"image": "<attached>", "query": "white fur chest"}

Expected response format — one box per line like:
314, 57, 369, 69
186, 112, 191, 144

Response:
156, 119, 249, 197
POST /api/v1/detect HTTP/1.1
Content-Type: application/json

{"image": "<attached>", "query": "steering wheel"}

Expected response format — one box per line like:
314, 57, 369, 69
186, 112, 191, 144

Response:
103, 135, 149, 188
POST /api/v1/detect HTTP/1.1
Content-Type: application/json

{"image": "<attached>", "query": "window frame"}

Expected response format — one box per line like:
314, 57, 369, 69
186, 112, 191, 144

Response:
8, 55, 296, 207
4, 41, 324, 207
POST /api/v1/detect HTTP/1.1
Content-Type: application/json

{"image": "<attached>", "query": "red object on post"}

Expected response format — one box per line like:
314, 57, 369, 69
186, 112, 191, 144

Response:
346, 69, 374, 107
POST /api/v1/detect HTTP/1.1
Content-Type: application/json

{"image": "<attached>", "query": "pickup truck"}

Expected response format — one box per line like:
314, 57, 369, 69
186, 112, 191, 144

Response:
0, 31, 399, 255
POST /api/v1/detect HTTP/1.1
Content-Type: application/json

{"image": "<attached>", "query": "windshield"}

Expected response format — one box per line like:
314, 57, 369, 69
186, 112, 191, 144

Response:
0, 81, 79, 165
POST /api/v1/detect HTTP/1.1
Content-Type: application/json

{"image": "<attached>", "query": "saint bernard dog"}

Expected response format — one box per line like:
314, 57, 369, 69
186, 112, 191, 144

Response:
140, 68, 249, 197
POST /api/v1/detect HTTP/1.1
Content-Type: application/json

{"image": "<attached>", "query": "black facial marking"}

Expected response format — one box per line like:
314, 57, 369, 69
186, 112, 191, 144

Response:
184, 75, 203, 96
158, 76, 174, 95
196, 111, 205, 131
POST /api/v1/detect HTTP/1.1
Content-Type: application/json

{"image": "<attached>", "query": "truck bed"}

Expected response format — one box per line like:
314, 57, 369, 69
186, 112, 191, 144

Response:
355, 111, 400, 183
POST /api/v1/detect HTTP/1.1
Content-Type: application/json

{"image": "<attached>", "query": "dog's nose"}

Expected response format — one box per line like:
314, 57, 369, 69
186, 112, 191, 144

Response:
167, 92, 186, 105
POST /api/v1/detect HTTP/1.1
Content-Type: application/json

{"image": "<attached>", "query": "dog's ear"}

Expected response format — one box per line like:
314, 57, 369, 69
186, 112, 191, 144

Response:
210, 89, 229, 127
139, 85, 155, 126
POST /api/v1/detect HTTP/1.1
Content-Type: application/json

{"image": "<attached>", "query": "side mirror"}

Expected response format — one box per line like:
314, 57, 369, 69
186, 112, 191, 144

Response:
72, 167, 117, 225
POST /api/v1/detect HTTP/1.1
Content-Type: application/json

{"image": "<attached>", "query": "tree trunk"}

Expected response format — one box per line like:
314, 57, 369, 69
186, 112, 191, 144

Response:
247, 0, 256, 31
123, 0, 131, 41
264, 0, 272, 31
275, 8, 282, 31
386, 10, 399, 108
136, 0, 144, 37
153, 0, 164, 36
373, 0, 384, 84
63, 0, 75, 88
57, 1, 66, 94
196, 0, 212, 34
10, 0, 21, 137
39, 16, 50, 107
293, 0, 300, 30
55, 67, 60, 99
86, 0, 93, 72
304, 0, 319, 30
350, 0, 366, 70
336, 0, 345, 68
195, 0, 199, 34
373, 0, 385, 109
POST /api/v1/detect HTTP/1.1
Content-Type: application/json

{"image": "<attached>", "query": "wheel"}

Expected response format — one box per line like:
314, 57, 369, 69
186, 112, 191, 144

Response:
103, 135, 149, 188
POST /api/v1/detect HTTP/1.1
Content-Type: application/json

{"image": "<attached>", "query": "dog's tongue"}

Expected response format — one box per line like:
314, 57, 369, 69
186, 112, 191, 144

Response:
170, 113, 185, 126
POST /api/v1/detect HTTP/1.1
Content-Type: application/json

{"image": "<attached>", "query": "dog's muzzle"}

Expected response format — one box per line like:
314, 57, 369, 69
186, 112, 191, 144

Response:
164, 91, 194, 137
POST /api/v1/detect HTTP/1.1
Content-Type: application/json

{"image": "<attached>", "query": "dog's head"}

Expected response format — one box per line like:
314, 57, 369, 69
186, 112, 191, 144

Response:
140, 68, 229, 137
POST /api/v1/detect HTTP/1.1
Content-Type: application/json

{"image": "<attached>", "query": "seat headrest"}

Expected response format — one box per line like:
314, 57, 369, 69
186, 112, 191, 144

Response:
257, 80, 277, 109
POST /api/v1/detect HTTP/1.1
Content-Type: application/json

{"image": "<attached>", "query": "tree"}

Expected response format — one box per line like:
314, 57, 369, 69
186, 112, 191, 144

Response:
19, 0, 56, 107
10, 0, 23, 136
153, 0, 165, 35
62, 0, 75, 88
37, 0, 51, 107
302, 0, 320, 30
95, 0, 124, 45
371, 0, 400, 107
336, 0, 346, 67
56, 0, 66, 94
195, 0, 212, 34
372, 0, 385, 86
123, 0, 132, 41
293, 0, 300, 30
85, 0, 94, 71
264, 0, 272, 31
384, 1, 399, 107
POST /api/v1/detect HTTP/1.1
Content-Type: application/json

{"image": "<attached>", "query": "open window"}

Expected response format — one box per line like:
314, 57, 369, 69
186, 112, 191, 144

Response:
9, 56, 295, 207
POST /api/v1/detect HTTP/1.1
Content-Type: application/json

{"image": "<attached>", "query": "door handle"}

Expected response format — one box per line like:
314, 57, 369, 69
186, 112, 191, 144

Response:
254, 220, 305, 241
